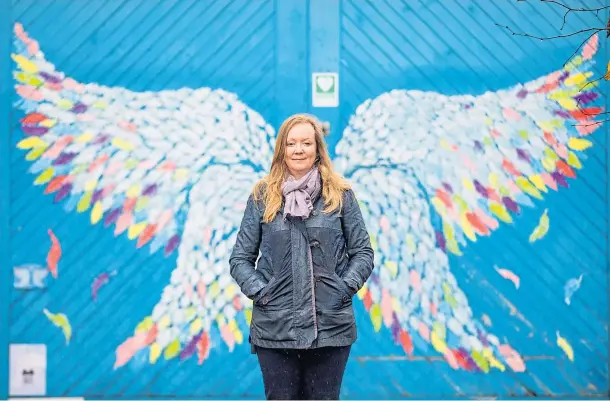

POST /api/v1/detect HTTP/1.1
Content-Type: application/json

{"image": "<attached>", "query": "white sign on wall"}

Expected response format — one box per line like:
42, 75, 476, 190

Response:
10, 344, 47, 396
312, 72, 339, 107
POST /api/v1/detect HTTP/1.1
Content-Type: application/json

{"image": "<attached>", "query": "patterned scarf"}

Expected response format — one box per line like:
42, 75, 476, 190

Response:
282, 166, 321, 219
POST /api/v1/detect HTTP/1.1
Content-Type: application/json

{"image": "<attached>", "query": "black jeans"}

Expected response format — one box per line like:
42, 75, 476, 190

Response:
256, 345, 351, 400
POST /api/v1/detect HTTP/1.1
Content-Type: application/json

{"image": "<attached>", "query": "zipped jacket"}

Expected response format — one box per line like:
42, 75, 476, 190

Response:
229, 188, 375, 350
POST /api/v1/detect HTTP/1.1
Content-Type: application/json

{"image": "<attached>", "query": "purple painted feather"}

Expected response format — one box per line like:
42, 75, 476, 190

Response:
516, 89, 528, 99
554, 110, 571, 119
104, 208, 121, 227
142, 184, 158, 196
473, 180, 488, 198
71, 103, 88, 114
39, 71, 62, 84
442, 182, 453, 193
91, 189, 104, 204
22, 124, 48, 136
477, 329, 489, 347
458, 347, 480, 372
164, 234, 181, 256
93, 134, 110, 144
435, 231, 446, 252
54, 183, 72, 202
180, 332, 202, 361
53, 152, 77, 165
574, 91, 598, 105
391, 313, 401, 343
551, 171, 569, 188
92, 272, 112, 301
502, 197, 520, 214
516, 148, 530, 163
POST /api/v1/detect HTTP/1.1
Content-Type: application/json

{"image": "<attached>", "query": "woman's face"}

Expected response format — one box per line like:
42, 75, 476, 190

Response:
284, 123, 317, 179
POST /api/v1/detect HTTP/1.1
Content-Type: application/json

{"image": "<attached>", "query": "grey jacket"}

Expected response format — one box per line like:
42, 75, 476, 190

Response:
229, 188, 374, 350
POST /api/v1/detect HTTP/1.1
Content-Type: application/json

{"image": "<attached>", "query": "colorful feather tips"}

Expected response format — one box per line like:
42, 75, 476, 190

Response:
356, 283, 526, 373
114, 314, 245, 368
431, 34, 603, 254
12, 22, 183, 259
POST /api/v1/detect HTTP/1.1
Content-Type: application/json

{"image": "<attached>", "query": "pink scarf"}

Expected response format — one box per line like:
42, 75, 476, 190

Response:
282, 167, 321, 219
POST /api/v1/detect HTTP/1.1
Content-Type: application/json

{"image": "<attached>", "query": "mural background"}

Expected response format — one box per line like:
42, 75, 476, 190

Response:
0, 0, 608, 399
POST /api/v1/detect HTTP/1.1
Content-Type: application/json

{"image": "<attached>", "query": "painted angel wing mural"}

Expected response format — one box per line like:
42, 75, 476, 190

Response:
12, 19, 604, 374
333, 34, 603, 372
11, 23, 274, 367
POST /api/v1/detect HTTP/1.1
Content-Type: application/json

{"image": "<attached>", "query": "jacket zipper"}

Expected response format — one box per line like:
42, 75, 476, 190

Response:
306, 244, 318, 340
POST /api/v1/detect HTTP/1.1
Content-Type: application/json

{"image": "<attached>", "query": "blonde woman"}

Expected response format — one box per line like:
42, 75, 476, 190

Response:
230, 114, 374, 399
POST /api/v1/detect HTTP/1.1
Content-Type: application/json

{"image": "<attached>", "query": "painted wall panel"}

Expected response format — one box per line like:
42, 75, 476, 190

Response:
1, 0, 608, 399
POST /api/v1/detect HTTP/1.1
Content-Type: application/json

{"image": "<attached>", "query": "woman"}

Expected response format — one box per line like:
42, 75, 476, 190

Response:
229, 114, 374, 400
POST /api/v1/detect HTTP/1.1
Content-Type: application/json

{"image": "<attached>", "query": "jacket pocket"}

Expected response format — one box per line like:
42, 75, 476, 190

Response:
252, 304, 295, 342
254, 276, 277, 306
316, 302, 356, 341
334, 273, 353, 298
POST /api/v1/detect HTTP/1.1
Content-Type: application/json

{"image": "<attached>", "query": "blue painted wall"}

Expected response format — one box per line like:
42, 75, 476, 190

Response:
1, 0, 608, 398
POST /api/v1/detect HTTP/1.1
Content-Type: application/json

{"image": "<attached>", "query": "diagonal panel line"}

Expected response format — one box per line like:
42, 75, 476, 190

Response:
51, 0, 141, 73
340, 51, 377, 97
65, 1, 184, 85
379, 0, 496, 91
99, 0, 226, 90
203, 11, 275, 86
239, 58, 275, 102
344, 6, 456, 93
340, 26, 388, 87
32, 0, 114, 56
128, 0, 252, 91
90, 1, 210, 87
378, 0, 505, 92
13, 0, 69, 28
441, 0, 537, 83
176, 1, 273, 87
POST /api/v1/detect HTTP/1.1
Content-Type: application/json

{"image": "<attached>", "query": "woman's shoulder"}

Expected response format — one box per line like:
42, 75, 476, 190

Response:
341, 187, 357, 206
249, 177, 269, 209
336, 177, 354, 198
251, 177, 269, 196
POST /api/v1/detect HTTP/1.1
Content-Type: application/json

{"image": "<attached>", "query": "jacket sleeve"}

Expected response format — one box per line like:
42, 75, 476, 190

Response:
229, 194, 267, 299
340, 189, 375, 295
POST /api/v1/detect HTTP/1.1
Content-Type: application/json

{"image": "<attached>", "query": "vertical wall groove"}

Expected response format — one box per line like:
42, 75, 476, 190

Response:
309, 0, 341, 152
275, 0, 308, 127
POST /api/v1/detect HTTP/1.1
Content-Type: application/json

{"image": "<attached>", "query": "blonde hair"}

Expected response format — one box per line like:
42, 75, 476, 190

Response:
253, 114, 350, 223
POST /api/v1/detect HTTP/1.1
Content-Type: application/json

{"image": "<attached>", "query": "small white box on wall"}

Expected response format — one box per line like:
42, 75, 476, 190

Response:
312, 72, 339, 108
9, 344, 47, 396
